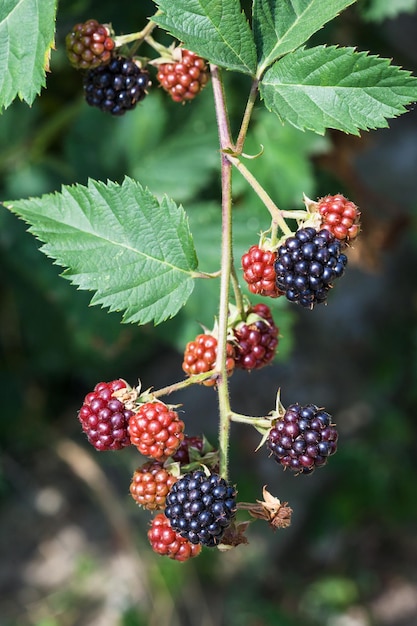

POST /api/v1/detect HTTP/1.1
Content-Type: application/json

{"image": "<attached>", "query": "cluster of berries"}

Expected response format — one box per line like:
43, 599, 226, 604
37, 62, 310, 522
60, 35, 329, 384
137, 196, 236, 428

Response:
182, 302, 280, 386
242, 194, 360, 309
78, 379, 237, 560
77, 374, 338, 560
65, 19, 210, 114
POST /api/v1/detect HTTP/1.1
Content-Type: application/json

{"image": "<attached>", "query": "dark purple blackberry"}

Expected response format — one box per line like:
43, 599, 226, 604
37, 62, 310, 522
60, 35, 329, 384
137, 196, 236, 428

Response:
274, 227, 347, 308
83, 57, 150, 116
267, 403, 338, 474
164, 470, 237, 547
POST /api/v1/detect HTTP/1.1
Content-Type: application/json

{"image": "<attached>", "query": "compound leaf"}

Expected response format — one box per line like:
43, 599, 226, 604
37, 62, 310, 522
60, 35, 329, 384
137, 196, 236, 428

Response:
153, 0, 257, 74
3, 177, 198, 325
260, 45, 417, 135
0, 0, 57, 112
253, 0, 357, 75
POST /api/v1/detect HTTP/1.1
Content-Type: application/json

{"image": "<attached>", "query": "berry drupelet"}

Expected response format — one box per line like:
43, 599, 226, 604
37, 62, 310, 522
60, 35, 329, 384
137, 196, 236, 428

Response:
182, 333, 235, 387
274, 227, 348, 308
317, 194, 361, 244
148, 513, 202, 561
66, 19, 115, 70
83, 57, 150, 116
130, 460, 177, 511
267, 403, 338, 474
164, 470, 237, 547
156, 49, 209, 103
241, 245, 282, 298
78, 379, 133, 451
128, 401, 184, 461
172, 435, 204, 465
233, 303, 279, 371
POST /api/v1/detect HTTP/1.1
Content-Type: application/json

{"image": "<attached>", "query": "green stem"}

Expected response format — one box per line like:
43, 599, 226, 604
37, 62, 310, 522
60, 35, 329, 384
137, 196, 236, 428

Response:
113, 19, 157, 48
227, 155, 292, 236
210, 64, 234, 481
230, 413, 271, 429
144, 371, 216, 400
230, 264, 245, 317
235, 78, 260, 155
144, 34, 173, 58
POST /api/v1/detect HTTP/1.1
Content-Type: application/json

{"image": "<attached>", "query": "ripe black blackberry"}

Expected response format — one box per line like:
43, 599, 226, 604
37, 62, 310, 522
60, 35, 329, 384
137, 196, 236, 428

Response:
267, 403, 338, 474
274, 227, 347, 308
83, 57, 150, 116
164, 470, 237, 547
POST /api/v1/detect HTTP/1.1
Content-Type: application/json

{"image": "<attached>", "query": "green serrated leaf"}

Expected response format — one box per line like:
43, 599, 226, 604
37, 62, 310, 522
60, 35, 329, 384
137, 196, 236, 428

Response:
3, 177, 198, 325
260, 45, 417, 135
0, 0, 57, 112
253, 0, 357, 75
153, 0, 257, 75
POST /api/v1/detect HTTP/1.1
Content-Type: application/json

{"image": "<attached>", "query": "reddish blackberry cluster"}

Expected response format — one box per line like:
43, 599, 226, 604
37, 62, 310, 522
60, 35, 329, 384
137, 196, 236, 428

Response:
172, 435, 204, 465
182, 333, 235, 386
66, 19, 115, 70
130, 461, 177, 511
274, 227, 347, 308
267, 403, 338, 474
128, 401, 184, 460
317, 194, 360, 244
78, 379, 133, 451
241, 245, 282, 298
164, 470, 237, 547
156, 49, 209, 102
148, 513, 202, 561
83, 57, 149, 116
233, 303, 279, 371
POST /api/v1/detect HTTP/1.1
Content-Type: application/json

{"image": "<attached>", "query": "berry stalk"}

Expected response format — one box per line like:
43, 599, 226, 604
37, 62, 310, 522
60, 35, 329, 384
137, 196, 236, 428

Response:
235, 78, 260, 155
113, 18, 157, 48
210, 64, 235, 480
226, 154, 292, 236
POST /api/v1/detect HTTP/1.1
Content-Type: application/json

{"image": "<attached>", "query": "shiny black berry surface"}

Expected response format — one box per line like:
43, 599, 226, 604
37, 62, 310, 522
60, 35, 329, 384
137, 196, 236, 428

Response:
83, 57, 149, 116
274, 227, 347, 308
267, 403, 338, 474
164, 470, 237, 547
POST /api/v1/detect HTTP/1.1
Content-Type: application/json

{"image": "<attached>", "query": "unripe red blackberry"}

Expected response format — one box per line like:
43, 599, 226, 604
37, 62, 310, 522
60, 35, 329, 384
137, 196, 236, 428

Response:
182, 334, 235, 387
83, 57, 150, 116
156, 49, 209, 103
274, 227, 348, 308
148, 513, 202, 561
78, 379, 133, 451
130, 461, 177, 511
164, 470, 237, 547
233, 303, 279, 371
128, 401, 184, 461
317, 194, 361, 244
267, 403, 338, 474
241, 245, 282, 298
66, 19, 115, 70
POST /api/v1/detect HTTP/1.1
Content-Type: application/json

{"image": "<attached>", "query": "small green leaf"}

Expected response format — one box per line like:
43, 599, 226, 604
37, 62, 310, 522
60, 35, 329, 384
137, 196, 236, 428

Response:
253, 0, 357, 75
260, 46, 417, 135
3, 178, 198, 325
0, 0, 57, 112
153, 0, 257, 75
